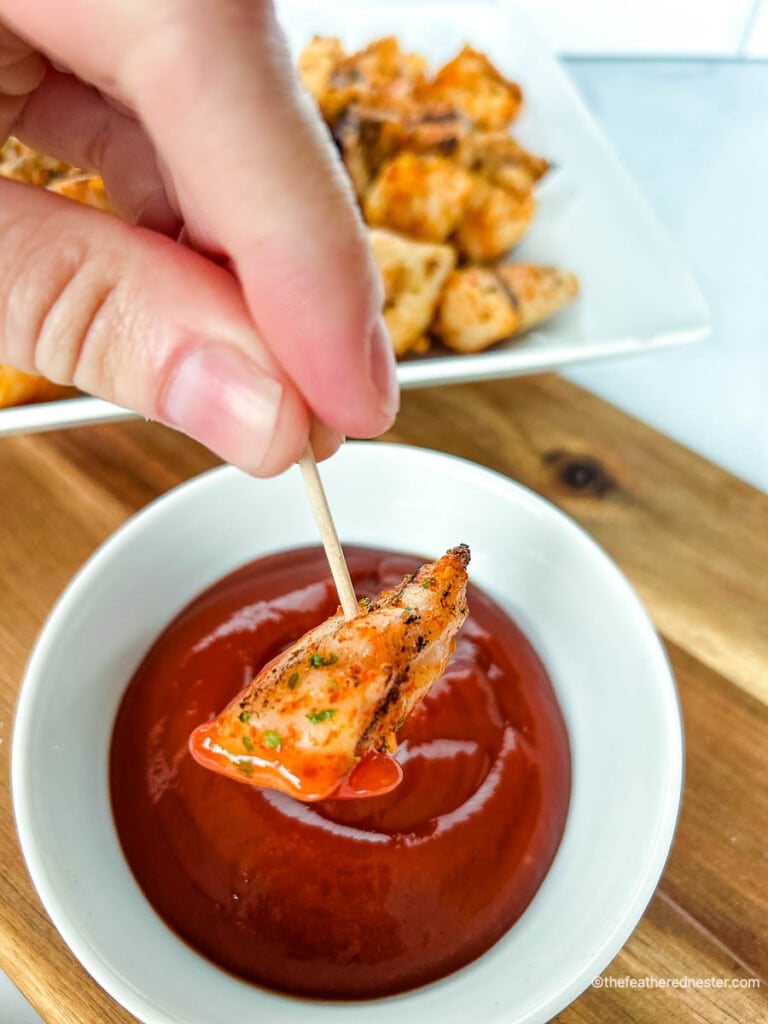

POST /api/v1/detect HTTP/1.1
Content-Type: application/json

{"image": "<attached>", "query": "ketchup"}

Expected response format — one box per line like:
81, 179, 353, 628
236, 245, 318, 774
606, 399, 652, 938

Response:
110, 546, 570, 999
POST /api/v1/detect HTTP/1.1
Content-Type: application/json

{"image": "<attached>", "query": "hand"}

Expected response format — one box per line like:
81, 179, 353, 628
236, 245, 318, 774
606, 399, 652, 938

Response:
0, 0, 398, 473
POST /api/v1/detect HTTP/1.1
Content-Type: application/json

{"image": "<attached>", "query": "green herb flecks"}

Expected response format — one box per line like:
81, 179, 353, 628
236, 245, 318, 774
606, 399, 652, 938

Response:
263, 730, 281, 750
327, 678, 339, 693
308, 652, 338, 668
306, 708, 338, 725
287, 671, 300, 689
238, 710, 251, 723
241, 734, 254, 752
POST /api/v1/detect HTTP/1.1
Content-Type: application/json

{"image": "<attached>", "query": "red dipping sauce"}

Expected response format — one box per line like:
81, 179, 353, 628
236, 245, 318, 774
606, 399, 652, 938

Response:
110, 546, 570, 999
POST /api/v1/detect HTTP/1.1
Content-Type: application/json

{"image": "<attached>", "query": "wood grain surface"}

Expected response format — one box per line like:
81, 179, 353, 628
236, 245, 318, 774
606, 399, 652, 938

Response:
0, 374, 766, 1024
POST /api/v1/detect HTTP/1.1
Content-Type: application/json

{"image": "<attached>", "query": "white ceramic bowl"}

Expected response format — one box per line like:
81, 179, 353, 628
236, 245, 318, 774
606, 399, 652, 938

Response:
13, 443, 682, 1024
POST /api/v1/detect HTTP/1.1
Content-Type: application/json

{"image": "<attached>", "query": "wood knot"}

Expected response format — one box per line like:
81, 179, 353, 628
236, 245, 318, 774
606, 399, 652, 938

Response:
544, 450, 615, 497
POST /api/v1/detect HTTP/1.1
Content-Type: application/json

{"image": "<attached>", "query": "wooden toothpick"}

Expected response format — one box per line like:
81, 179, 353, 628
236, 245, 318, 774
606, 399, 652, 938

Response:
299, 443, 358, 621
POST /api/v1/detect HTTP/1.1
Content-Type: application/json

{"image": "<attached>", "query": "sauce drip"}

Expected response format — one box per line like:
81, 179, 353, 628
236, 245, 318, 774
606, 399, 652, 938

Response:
110, 546, 570, 999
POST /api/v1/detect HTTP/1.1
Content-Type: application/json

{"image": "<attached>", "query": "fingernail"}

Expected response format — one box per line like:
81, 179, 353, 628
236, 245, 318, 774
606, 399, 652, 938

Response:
368, 317, 400, 420
163, 346, 283, 470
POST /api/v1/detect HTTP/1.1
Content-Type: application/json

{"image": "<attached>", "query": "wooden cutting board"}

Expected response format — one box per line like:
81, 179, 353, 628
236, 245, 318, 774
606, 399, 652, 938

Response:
0, 374, 766, 1023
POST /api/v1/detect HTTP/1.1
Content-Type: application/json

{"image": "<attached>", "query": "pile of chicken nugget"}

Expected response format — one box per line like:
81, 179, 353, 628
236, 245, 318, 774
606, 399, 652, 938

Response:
298, 35, 578, 358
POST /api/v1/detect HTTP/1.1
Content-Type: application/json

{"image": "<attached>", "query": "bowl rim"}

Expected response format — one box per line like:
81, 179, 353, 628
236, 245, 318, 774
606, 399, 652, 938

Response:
12, 442, 684, 1024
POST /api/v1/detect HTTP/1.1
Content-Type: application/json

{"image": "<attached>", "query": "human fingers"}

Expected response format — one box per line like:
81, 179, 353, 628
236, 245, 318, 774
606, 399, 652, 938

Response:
0, 0, 399, 438
0, 179, 312, 476
0, 18, 45, 134
13, 66, 180, 234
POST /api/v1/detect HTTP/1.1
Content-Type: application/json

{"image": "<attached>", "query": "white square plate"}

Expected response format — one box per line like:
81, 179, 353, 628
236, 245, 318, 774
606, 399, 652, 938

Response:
0, 0, 710, 436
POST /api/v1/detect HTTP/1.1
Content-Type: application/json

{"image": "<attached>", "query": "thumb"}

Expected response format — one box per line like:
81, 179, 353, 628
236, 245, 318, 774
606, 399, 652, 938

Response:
0, 180, 315, 476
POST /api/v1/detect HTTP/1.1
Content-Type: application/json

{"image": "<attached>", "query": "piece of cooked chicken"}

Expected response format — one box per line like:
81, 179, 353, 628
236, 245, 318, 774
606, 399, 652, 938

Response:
0, 137, 70, 186
457, 131, 549, 195
369, 227, 456, 357
190, 545, 470, 802
455, 175, 535, 263
302, 36, 428, 122
419, 45, 522, 130
297, 35, 346, 109
364, 152, 474, 243
0, 366, 73, 408
47, 175, 112, 211
433, 265, 579, 353
497, 264, 580, 332
333, 101, 467, 199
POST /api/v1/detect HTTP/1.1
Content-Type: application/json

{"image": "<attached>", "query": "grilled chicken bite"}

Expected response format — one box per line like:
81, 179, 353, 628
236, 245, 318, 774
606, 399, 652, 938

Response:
190, 545, 471, 802
455, 175, 535, 263
370, 227, 456, 356
0, 366, 73, 408
497, 264, 579, 332
48, 175, 111, 211
457, 131, 549, 195
333, 101, 466, 199
434, 265, 578, 352
364, 152, 474, 243
297, 35, 346, 110
302, 35, 427, 122
419, 45, 522, 130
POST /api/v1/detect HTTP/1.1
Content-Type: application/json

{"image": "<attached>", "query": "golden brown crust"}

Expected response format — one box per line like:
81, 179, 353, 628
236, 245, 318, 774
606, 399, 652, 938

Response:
369, 227, 456, 357
496, 265, 579, 331
455, 175, 535, 263
419, 45, 523, 130
433, 264, 578, 353
47, 175, 112, 212
456, 131, 549, 195
364, 152, 474, 243
433, 267, 520, 353
0, 367, 74, 408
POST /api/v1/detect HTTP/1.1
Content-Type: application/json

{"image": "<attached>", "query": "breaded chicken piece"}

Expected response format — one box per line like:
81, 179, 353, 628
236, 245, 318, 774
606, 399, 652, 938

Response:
433, 265, 578, 352
369, 228, 456, 357
356, 36, 428, 90
297, 35, 346, 108
47, 175, 112, 211
432, 268, 519, 353
190, 545, 471, 802
497, 264, 579, 332
304, 36, 428, 122
0, 138, 70, 186
333, 101, 466, 199
419, 45, 522, 130
0, 366, 73, 408
457, 131, 549, 195
364, 152, 474, 242
455, 175, 534, 263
